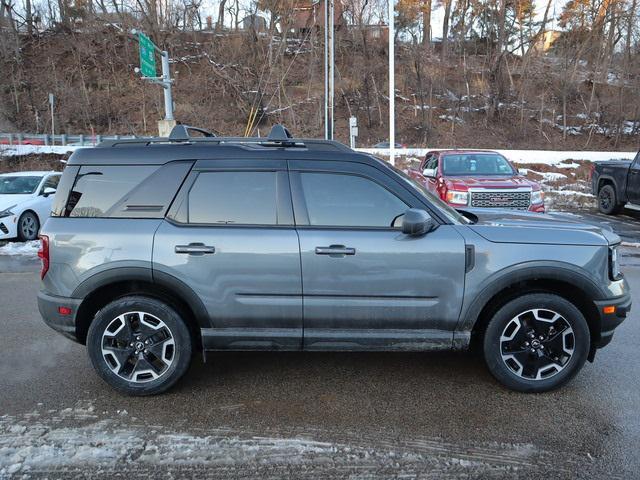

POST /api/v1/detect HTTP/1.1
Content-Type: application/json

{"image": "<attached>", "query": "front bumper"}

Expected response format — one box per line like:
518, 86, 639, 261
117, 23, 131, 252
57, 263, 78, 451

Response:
37, 290, 83, 342
593, 292, 632, 349
0, 215, 17, 240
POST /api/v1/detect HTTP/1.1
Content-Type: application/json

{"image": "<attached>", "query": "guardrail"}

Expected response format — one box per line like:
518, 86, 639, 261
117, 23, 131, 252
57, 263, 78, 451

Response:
0, 133, 140, 146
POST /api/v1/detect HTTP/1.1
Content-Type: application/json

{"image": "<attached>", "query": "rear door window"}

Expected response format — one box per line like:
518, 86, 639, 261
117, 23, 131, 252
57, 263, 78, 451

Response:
187, 171, 278, 225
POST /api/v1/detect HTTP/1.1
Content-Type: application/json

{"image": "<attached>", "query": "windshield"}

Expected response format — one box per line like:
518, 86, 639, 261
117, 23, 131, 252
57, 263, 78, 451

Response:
0, 176, 42, 194
386, 162, 471, 224
442, 153, 515, 176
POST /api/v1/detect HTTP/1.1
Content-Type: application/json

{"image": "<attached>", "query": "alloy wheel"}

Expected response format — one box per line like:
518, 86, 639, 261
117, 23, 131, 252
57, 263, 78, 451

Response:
599, 189, 612, 211
20, 215, 37, 239
500, 308, 575, 381
101, 311, 175, 383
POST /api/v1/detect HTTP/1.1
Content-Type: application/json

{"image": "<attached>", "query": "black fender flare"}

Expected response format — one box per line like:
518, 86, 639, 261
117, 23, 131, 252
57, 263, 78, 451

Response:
72, 266, 210, 328
596, 174, 624, 202
457, 262, 606, 336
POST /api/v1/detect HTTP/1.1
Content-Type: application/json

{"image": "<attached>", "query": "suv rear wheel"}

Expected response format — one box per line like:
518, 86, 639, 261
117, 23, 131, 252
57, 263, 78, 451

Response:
483, 294, 589, 392
87, 296, 192, 396
598, 184, 624, 215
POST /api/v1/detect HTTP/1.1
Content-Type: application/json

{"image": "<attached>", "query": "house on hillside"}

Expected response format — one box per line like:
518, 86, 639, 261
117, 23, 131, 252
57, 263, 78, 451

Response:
530, 30, 561, 54
290, 0, 344, 35
241, 13, 268, 33
0, 16, 17, 31
357, 23, 388, 42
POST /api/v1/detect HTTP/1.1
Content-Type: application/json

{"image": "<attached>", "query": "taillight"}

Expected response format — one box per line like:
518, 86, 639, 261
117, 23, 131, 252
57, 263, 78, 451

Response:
38, 235, 49, 279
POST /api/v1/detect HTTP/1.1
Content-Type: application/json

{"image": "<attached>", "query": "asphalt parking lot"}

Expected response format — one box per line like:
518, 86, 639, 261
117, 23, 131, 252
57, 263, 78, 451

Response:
1, 210, 639, 479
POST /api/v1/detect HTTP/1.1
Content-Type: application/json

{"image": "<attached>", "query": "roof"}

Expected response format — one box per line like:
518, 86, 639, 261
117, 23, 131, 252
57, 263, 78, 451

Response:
67, 143, 377, 166
68, 124, 379, 167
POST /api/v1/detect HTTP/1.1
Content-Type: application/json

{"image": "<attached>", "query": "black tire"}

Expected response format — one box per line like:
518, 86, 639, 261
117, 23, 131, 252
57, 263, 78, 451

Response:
483, 293, 590, 393
87, 296, 192, 396
598, 184, 624, 215
17, 211, 39, 241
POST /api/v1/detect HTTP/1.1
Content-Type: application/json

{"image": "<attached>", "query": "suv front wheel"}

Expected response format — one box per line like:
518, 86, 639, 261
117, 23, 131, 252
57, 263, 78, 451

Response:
483, 294, 590, 392
87, 296, 192, 396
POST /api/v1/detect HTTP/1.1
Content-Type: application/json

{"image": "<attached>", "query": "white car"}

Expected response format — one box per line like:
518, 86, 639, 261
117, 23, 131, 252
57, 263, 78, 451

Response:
0, 171, 61, 241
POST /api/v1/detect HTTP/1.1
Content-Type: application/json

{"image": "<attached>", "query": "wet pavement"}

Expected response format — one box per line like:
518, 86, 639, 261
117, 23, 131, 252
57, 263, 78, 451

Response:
0, 212, 639, 478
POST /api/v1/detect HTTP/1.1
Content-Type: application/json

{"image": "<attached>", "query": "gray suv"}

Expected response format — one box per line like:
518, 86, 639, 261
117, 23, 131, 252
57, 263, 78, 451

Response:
38, 125, 631, 395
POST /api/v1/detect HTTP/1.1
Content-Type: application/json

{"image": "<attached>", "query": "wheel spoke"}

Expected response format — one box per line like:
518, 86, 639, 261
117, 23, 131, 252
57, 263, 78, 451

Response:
118, 352, 139, 378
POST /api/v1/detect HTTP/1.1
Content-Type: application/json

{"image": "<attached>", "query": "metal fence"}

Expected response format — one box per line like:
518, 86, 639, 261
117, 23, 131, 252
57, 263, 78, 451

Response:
0, 133, 140, 146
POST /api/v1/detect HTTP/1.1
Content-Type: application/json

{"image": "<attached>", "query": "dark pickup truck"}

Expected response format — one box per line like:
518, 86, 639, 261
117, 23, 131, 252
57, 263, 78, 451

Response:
592, 153, 640, 214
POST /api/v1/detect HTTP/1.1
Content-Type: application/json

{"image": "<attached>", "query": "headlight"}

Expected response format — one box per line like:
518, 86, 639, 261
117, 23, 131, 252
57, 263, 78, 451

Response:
0, 205, 16, 219
610, 245, 622, 280
446, 190, 469, 205
531, 190, 544, 204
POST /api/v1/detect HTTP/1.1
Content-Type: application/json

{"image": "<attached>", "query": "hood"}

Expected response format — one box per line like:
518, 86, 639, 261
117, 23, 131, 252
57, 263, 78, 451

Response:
0, 194, 32, 211
462, 209, 619, 246
445, 175, 538, 190
594, 159, 633, 167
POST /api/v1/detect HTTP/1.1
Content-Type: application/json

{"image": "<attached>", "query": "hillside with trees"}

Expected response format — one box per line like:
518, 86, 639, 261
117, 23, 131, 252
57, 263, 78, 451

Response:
0, 0, 638, 150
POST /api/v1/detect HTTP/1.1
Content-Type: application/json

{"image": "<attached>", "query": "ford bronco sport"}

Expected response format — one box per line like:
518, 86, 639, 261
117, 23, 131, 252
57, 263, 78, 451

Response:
38, 125, 631, 395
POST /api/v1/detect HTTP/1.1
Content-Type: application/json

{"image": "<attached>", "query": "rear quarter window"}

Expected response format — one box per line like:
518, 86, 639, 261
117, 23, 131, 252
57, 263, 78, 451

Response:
59, 162, 192, 218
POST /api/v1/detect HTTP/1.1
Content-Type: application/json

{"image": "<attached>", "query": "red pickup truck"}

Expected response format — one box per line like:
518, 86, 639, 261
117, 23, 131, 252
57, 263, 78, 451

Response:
407, 150, 545, 213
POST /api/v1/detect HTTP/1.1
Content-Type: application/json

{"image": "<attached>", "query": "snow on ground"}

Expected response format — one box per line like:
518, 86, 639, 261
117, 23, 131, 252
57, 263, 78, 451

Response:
0, 400, 581, 478
0, 144, 80, 156
0, 143, 635, 166
358, 148, 636, 165
519, 169, 568, 181
0, 240, 40, 256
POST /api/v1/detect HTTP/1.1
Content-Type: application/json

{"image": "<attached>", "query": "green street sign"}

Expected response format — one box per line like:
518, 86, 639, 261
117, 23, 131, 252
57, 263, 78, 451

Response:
138, 33, 157, 77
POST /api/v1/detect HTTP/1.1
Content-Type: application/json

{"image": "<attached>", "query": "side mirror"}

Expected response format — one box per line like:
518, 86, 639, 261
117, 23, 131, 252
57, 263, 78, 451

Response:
42, 187, 56, 197
422, 168, 436, 178
401, 209, 435, 236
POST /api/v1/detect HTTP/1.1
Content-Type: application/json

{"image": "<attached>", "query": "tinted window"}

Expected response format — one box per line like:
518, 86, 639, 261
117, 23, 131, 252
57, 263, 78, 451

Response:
66, 166, 157, 217
300, 173, 408, 227
442, 154, 515, 176
188, 171, 278, 225
0, 175, 43, 194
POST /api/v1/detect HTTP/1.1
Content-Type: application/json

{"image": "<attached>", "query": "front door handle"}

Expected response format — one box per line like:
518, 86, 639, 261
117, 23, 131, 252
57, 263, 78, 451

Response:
315, 245, 356, 256
175, 243, 216, 255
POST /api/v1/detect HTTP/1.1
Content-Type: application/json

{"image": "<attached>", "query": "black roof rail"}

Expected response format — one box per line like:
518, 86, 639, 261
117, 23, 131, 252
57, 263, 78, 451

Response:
95, 124, 352, 152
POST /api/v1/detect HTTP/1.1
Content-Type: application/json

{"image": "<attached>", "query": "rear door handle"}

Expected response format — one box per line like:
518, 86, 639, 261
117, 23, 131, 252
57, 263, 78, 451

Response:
315, 245, 356, 256
175, 243, 216, 255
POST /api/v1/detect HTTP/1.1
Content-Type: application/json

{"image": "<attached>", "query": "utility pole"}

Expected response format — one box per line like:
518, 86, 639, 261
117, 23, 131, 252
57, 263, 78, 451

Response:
329, 0, 334, 140
324, 0, 334, 140
388, 0, 395, 166
48, 93, 55, 145
160, 51, 174, 122
131, 30, 176, 136
324, 0, 328, 140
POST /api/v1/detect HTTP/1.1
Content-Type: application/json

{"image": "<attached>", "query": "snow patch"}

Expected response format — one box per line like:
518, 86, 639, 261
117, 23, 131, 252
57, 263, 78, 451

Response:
0, 401, 578, 477
0, 145, 80, 156
359, 148, 636, 166
0, 240, 40, 256
621, 242, 640, 248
